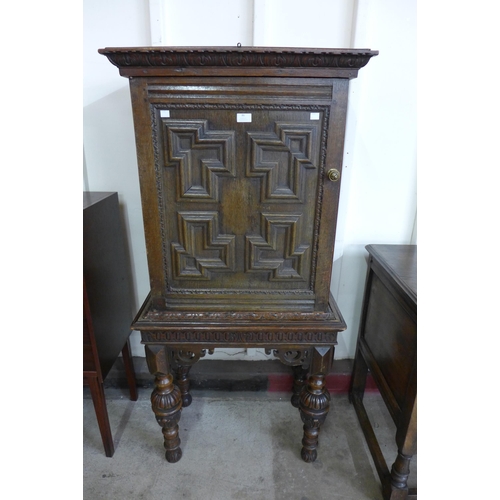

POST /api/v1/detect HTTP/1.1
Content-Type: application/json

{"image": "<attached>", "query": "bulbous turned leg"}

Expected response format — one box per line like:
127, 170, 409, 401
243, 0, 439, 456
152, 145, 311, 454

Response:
267, 349, 310, 408
291, 364, 309, 408
145, 344, 183, 463
170, 348, 210, 408
151, 373, 183, 463
299, 373, 331, 462
174, 364, 193, 408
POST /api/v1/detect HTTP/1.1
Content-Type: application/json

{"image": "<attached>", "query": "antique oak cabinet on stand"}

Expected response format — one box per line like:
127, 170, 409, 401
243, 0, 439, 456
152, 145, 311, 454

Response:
99, 46, 378, 463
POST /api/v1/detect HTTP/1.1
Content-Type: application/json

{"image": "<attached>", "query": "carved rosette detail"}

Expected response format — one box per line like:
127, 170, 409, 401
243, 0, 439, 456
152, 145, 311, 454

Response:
270, 349, 310, 366
171, 348, 208, 366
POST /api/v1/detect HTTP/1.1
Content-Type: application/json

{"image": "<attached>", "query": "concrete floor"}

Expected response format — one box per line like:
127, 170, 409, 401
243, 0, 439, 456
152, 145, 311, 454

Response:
83, 386, 416, 500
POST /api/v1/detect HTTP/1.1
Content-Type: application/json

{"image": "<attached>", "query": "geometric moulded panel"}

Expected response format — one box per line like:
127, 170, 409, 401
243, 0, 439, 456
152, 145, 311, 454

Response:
247, 123, 318, 203
245, 213, 309, 281
163, 119, 235, 202
172, 212, 235, 280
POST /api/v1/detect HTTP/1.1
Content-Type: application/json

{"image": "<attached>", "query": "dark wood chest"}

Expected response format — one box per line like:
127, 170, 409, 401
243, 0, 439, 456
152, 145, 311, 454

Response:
83, 192, 138, 456
350, 244, 417, 499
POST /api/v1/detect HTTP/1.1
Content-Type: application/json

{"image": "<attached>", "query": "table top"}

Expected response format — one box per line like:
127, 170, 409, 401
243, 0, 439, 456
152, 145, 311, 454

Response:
83, 192, 116, 210
366, 244, 417, 303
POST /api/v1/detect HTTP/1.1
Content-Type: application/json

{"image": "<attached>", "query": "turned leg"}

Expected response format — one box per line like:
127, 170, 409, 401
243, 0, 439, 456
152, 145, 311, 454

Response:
173, 364, 193, 408
291, 364, 309, 408
383, 451, 413, 500
122, 338, 138, 401
299, 346, 334, 463
170, 348, 210, 408
88, 375, 114, 457
385, 398, 417, 499
268, 349, 310, 408
145, 344, 183, 463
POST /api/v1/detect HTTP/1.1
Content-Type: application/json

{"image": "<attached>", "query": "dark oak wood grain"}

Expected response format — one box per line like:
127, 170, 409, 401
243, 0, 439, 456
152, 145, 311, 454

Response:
100, 46, 377, 464
350, 244, 417, 499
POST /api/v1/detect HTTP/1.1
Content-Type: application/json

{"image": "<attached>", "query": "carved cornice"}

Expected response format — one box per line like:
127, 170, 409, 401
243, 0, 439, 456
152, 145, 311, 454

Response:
98, 47, 378, 70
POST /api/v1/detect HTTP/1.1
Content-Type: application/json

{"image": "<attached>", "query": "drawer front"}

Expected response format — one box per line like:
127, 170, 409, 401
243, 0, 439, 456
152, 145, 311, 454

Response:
363, 273, 416, 410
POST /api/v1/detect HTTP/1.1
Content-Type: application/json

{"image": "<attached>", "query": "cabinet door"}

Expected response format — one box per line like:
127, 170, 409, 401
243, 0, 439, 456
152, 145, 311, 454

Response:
130, 77, 347, 311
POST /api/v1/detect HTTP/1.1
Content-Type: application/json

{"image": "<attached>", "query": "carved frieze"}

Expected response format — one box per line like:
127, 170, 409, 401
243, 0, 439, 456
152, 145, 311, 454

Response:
142, 308, 338, 322
141, 330, 338, 344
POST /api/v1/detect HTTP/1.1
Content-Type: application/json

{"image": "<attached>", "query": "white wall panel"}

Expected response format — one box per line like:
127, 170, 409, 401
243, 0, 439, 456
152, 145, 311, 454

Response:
253, 0, 354, 47
335, 0, 417, 357
159, 0, 254, 47
83, 0, 151, 356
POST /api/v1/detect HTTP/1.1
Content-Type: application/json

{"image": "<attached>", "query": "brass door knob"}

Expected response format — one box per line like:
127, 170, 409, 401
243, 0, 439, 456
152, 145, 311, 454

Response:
327, 168, 340, 182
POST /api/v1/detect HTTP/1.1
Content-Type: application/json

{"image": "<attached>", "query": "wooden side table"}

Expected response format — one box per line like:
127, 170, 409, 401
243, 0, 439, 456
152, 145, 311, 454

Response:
83, 192, 138, 457
350, 244, 417, 499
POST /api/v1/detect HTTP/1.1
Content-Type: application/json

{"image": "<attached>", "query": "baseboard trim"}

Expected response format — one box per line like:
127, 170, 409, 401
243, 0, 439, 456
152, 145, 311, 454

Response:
103, 357, 379, 394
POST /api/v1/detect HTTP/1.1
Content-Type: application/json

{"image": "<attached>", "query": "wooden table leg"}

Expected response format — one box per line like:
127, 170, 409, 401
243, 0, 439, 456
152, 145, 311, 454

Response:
170, 348, 208, 408
269, 349, 310, 408
145, 345, 183, 463
386, 400, 417, 500
122, 338, 138, 401
299, 346, 334, 463
291, 364, 309, 408
88, 375, 114, 457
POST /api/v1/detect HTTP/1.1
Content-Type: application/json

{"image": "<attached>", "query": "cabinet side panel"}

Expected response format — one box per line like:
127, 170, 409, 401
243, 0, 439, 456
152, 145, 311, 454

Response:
314, 79, 349, 310
129, 77, 166, 306
363, 273, 417, 410
83, 193, 135, 378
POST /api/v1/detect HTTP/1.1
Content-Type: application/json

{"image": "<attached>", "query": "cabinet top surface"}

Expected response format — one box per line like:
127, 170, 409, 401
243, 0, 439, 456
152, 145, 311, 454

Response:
83, 191, 116, 210
98, 46, 378, 72
366, 245, 417, 301
99, 46, 377, 54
